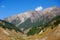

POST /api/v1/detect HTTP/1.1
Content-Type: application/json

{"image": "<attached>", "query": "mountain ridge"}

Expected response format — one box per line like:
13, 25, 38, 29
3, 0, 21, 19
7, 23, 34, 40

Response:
4, 6, 60, 33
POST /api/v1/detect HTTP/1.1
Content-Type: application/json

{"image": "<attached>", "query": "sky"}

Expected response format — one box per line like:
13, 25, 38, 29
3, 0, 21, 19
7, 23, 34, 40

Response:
0, 0, 60, 19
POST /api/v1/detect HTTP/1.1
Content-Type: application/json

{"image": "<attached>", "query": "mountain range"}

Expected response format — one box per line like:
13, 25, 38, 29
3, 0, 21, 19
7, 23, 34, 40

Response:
4, 6, 60, 33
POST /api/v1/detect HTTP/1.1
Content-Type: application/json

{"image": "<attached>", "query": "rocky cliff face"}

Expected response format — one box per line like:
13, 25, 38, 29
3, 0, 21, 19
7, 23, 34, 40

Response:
4, 6, 60, 32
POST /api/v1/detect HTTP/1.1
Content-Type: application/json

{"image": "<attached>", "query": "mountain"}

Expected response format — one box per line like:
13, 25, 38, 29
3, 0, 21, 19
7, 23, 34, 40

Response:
0, 19, 23, 33
4, 6, 60, 33
0, 16, 60, 40
27, 16, 60, 35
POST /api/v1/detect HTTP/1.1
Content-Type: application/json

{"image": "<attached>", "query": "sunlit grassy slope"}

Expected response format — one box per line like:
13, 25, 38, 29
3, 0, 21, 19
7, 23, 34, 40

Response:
27, 24, 60, 40
0, 27, 24, 40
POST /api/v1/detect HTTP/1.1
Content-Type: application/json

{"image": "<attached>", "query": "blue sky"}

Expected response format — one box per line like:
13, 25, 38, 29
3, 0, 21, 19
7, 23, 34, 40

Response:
0, 0, 60, 19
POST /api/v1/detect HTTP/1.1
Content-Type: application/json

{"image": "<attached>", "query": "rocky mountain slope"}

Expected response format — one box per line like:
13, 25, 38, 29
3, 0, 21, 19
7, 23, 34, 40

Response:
4, 6, 60, 33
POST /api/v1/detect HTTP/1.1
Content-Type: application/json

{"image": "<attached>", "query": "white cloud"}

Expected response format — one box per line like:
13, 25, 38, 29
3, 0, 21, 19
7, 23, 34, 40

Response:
35, 6, 43, 11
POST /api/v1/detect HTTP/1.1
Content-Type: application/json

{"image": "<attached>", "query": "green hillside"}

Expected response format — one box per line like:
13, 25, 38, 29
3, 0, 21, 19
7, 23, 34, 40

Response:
0, 20, 23, 33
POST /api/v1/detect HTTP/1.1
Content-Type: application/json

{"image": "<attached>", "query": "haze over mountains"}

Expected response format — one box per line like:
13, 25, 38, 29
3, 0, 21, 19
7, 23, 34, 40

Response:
4, 6, 60, 33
